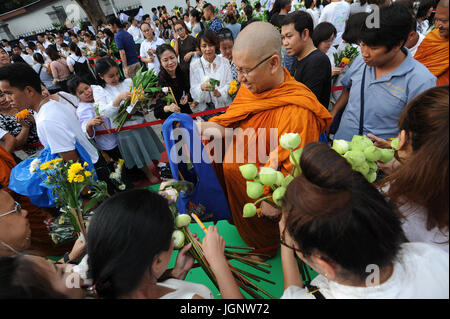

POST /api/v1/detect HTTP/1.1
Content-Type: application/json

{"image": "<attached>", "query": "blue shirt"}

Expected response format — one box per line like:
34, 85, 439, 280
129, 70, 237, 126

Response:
209, 17, 223, 34
335, 49, 436, 140
115, 29, 139, 66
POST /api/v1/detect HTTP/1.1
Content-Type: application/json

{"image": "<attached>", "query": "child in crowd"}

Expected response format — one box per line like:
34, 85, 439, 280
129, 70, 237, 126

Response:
92, 57, 164, 184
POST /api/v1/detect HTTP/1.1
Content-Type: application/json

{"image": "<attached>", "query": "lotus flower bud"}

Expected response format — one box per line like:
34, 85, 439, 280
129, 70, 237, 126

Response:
351, 135, 373, 151
354, 162, 370, 175
272, 187, 287, 207
259, 167, 278, 186
289, 148, 303, 166
343, 151, 366, 167
391, 137, 399, 150
275, 171, 285, 186
379, 148, 395, 163
280, 133, 302, 150
364, 146, 382, 162
247, 181, 264, 199
172, 230, 185, 249
332, 139, 350, 154
239, 164, 258, 180
365, 171, 378, 183
282, 174, 295, 188
175, 214, 192, 228
243, 203, 257, 218
367, 160, 378, 172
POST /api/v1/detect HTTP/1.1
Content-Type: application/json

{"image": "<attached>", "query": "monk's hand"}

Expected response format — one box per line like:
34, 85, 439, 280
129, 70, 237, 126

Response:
260, 200, 281, 220
212, 89, 221, 97
367, 134, 392, 149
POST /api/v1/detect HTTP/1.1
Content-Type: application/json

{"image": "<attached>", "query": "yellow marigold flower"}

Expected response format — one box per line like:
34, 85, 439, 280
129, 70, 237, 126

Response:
85, 171, 92, 177
72, 174, 85, 183
68, 163, 83, 175
341, 57, 351, 65
15, 109, 31, 120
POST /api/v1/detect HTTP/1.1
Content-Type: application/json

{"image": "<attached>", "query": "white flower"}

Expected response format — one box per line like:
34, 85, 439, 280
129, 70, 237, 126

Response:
162, 87, 169, 94
280, 133, 302, 150
29, 158, 41, 174
203, 76, 210, 83
119, 184, 126, 191
109, 172, 120, 181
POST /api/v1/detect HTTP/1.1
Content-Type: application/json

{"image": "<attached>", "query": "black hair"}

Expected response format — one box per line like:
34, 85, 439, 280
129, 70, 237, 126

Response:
152, 7, 157, 12
0, 256, 67, 299
269, 0, 291, 20
360, 2, 414, 52
69, 42, 82, 57
342, 12, 369, 45
32, 52, 45, 64
67, 74, 95, 96
27, 41, 36, 51
88, 189, 174, 299
0, 62, 42, 94
94, 57, 123, 87
244, 4, 253, 19
217, 28, 234, 43
45, 45, 61, 61
416, 0, 435, 19
128, 16, 136, 24
190, 9, 205, 31
156, 44, 185, 82
312, 22, 337, 47
103, 28, 115, 39
142, 14, 150, 21
282, 142, 406, 282
11, 54, 26, 64
1, 39, 9, 43
107, 17, 124, 29
281, 11, 314, 37
197, 29, 219, 49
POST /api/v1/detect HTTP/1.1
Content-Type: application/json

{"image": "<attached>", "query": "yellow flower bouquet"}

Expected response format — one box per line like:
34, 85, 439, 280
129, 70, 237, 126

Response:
228, 80, 239, 96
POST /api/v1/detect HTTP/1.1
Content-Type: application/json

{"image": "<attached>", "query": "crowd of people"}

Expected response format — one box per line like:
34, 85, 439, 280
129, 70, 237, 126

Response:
0, 0, 448, 300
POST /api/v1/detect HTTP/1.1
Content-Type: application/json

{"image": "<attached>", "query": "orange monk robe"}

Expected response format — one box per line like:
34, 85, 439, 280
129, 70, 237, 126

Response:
0, 145, 71, 256
209, 68, 332, 252
414, 28, 449, 86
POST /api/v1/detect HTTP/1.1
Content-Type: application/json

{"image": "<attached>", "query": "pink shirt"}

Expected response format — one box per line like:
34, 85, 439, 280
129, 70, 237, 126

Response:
50, 58, 71, 81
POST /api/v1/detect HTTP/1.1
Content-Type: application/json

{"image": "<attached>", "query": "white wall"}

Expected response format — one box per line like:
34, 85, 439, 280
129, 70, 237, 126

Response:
5, 0, 230, 38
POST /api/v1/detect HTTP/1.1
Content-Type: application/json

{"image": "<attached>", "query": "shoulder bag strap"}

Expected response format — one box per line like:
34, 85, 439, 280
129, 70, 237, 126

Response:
359, 65, 368, 136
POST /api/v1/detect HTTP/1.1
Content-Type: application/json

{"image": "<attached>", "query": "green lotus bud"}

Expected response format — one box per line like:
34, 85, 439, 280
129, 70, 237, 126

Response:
282, 174, 295, 188
343, 151, 366, 167
367, 160, 378, 172
172, 230, 185, 249
354, 162, 370, 175
391, 137, 399, 150
331, 139, 350, 154
365, 171, 378, 183
247, 181, 264, 199
351, 135, 373, 151
259, 167, 278, 186
272, 187, 287, 207
243, 203, 257, 218
239, 164, 258, 180
379, 148, 395, 163
175, 214, 192, 228
275, 171, 285, 186
289, 148, 303, 166
364, 146, 382, 162
280, 133, 302, 150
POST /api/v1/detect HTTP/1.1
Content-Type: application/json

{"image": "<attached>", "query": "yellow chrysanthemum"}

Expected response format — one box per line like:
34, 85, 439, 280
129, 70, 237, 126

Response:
72, 174, 85, 183
341, 57, 351, 65
85, 171, 92, 177
83, 162, 89, 167
40, 162, 52, 171
68, 163, 84, 176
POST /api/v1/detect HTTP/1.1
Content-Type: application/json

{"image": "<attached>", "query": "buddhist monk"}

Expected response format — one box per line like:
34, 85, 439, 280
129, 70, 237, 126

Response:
415, 0, 449, 85
196, 22, 332, 256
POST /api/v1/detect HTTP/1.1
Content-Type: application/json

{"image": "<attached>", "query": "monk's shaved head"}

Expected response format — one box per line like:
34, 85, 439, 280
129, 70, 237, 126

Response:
438, 0, 449, 8
234, 22, 282, 61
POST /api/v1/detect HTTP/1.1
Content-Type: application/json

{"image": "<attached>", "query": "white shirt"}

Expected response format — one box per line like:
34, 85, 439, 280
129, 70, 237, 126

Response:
66, 54, 88, 67
42, 40, 52, 49
76, 101, 118, 151
281, 243, 449, 299
306, 8, 320, 28
35, 99, 99, 164
92, 79, 145, 129
190, 55, 233, 112
408, 32, 425, 58
20, 53, 35, 66
127, 25, 144, 44
318, 0, 351, 46
157, 278, 214, 299
140, 37, 165, 74
0, 127, 7, 140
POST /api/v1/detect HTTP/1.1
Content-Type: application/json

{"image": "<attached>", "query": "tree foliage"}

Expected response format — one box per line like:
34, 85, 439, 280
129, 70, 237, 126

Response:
0, 0, 37, 15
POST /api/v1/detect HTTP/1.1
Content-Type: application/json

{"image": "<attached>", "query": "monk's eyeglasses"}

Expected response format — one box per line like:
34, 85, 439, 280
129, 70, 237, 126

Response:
235, 54, 273, 78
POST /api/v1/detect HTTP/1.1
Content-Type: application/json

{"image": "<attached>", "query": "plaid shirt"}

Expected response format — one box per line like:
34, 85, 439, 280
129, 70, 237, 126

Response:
208, 17, 223, 34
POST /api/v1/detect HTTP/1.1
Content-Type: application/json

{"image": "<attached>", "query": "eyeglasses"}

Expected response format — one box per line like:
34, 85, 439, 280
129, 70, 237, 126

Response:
280, 235, 303, 253
235, 54, 273, 78
175, 28, 184, 33
218, 32, 233, 39
0, 202, 22, 218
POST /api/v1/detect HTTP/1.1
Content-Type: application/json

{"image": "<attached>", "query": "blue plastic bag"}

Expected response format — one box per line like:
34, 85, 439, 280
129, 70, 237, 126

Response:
162, 114, 232, 221
8, 142, 96, 207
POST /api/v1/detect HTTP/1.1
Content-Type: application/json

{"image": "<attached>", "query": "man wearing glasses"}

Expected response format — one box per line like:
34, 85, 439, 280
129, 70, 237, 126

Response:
196, 22, 332, 256
414, 0, 449, 85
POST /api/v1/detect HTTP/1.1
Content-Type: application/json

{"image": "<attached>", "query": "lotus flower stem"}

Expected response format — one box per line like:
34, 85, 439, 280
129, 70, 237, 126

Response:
225, 245, 255, 250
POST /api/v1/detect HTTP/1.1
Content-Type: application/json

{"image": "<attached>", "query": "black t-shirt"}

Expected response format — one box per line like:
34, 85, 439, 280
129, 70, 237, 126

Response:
291, 49, 331, 108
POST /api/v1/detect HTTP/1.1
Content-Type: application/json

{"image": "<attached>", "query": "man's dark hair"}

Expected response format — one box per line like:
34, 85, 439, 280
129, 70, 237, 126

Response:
244, 4, 253, 19
1, 39, 8, 44
281, 11, 314, 37
342, 12, 370, 45
0, 62, 42, 94
107, 16, 124, 29
360, 2, 414, 52
142, 14, 150, 21
128, 16, 136, 24
203, 3, 214, 13
151, 7, 157, 12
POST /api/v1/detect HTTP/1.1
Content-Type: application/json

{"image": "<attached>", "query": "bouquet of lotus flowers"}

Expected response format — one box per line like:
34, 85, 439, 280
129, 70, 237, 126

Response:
331, 135, 398, 183
333, 44, 360, 68
160, 180, 276, 299
228, 80, 239, 96
239, 133, 303, 218
31, 158, 109, 239
113, 67, 161, 131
